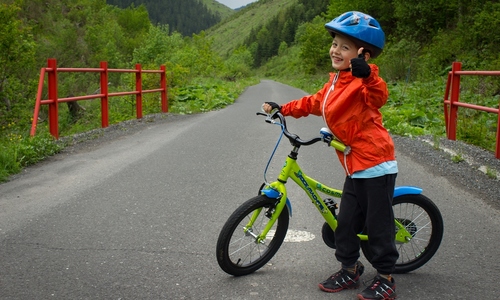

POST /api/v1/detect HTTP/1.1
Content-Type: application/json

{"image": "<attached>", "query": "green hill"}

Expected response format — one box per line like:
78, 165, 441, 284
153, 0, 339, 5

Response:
206, 0, 298, 56
207, 0, 330, 69
200, 0, 235, 19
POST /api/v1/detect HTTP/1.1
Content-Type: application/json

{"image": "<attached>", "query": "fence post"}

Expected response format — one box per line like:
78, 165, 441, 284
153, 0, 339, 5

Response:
135, 64, 143, 119
447, 62, 462, 140
443, 72, 451, 135
47, 58, 59, 139
496, 110, 500, 159
30, 68, 47, 137
161, 65, 168, 113
100, 61, 109, 128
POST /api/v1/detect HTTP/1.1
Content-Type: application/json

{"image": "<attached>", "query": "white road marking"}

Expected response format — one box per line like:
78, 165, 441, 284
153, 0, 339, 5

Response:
267, 229, 315, 242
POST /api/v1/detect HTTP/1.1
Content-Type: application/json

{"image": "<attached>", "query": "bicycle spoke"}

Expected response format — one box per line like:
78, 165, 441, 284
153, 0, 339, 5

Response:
225, 206, 280, 268
393, 201, 434, 265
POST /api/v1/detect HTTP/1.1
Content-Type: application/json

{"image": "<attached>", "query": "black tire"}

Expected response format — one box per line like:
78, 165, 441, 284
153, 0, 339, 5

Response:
216, 195, 289, 276
361, 194, 444, 274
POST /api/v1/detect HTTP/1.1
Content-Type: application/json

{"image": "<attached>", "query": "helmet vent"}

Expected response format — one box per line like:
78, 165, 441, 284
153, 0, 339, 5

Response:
350, 14, 360, 25
337, 13, 351, 23
368, 20, 379, 28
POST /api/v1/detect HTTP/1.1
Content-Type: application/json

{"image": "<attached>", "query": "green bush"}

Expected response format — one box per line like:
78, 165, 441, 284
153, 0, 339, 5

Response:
295, 16, 331, 75
377, 38, 419, 82
0, 132, 63, 182
222, 46, 255, 81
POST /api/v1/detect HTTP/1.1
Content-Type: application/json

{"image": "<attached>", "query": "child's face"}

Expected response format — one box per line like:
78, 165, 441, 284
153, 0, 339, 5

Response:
329, 35, 359, 70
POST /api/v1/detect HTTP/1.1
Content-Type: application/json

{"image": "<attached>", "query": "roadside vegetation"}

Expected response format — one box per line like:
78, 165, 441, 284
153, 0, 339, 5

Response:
1, 0, 499, 182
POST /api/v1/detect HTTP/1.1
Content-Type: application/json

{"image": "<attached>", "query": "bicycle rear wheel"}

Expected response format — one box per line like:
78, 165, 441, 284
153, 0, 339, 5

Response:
216, 195, 289, 276
361, 194, 443, 274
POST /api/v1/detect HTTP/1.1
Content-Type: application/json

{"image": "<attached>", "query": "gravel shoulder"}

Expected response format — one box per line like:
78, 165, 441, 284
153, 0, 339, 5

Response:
393, 135, 500, 210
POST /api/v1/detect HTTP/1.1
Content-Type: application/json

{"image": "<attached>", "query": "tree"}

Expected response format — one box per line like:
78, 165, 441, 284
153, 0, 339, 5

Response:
106, 0, 220, 36
392, 0, 458, 42
0, 2, 36, 126
296, 16, 331, 74
113, 4, 150, 61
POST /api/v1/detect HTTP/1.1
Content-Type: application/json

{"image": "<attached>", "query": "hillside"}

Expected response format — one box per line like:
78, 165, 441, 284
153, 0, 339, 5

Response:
106, 0, 233, 35
200, 0, 235, 19
206, 0, 299, 56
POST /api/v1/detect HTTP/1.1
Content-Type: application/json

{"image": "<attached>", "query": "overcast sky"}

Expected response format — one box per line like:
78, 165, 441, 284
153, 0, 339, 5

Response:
215, 0, 257, 9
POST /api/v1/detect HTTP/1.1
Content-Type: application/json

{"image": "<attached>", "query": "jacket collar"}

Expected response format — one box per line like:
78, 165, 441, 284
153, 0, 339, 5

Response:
330, 69, 355, 84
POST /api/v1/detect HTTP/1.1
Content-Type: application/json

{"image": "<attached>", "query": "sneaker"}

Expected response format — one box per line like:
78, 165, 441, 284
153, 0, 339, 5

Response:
357, 275, 397, 300
318, 261, 364, 293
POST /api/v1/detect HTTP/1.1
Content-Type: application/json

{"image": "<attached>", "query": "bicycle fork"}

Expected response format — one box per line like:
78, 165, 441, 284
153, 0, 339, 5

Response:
242, 184, 290, 244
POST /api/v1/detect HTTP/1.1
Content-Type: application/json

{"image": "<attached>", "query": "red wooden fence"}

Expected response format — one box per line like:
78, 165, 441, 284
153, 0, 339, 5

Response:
444, 62, 500, 159
30, 58, 168, 139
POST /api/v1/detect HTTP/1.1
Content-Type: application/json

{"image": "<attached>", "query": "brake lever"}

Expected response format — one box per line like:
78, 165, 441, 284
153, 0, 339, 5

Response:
257, 112, 274, 124
256, 111, 277, 124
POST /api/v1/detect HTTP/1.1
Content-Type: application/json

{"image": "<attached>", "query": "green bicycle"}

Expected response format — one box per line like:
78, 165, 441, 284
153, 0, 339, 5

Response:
216, 111, 444, 276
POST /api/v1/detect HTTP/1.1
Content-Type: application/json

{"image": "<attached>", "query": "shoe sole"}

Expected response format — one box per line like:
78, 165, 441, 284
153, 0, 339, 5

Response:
319, 282, 360, 293
357, 295, 397, 300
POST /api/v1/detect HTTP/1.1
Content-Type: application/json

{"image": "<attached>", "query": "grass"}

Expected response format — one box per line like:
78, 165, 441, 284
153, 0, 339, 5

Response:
486, 166, 497, 179
0, 132, 64, 180
451, 153, 465, 163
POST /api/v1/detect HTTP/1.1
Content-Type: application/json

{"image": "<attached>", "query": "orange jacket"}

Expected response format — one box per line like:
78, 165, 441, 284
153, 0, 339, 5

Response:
280, 65, 395, 175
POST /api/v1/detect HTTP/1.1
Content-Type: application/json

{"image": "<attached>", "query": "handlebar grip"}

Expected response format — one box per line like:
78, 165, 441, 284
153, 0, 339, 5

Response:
330, 140, 351, 154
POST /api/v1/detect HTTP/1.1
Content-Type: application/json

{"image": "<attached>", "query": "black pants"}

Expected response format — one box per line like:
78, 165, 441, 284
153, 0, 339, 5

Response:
334, 174, 399, 275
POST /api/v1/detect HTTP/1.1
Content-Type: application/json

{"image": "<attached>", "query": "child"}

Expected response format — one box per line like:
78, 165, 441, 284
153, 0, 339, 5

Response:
263, 11, 398, 300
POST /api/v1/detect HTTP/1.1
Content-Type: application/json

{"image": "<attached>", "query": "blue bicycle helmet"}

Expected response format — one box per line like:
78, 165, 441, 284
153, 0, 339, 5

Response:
325, 11, 385, 58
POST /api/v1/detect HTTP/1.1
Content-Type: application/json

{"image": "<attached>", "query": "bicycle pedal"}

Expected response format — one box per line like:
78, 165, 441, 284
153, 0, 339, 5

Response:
324, 198, 338, 215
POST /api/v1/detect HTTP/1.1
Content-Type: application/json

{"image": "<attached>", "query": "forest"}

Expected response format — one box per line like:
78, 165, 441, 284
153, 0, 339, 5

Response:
1, 0, 500, 181
106, 0, 222, 36
243, 0, 330, 67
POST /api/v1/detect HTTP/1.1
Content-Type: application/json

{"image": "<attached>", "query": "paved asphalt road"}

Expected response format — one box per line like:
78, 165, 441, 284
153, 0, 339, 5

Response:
1, 80, 499, 299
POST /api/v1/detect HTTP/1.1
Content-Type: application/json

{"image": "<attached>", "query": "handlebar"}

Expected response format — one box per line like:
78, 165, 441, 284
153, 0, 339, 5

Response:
257, 111, 350, 154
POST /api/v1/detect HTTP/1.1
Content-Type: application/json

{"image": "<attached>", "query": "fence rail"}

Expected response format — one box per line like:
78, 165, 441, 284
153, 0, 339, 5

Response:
30, 58, 168, 139
443, 61, 500, 159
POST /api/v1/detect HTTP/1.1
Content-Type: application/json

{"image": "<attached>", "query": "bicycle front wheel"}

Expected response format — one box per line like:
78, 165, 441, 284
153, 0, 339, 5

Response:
216, 195, 289, 276
361, 194, 444, 274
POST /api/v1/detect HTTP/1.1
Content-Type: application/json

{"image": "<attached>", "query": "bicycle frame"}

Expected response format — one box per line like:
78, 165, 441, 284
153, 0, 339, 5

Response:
253, 152, 414, 245
244, 111, 414, 246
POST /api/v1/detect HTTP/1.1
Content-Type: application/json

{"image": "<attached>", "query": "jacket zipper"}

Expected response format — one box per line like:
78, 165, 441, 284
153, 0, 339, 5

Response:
322, 72, 351, 176
321, 72, 338, 121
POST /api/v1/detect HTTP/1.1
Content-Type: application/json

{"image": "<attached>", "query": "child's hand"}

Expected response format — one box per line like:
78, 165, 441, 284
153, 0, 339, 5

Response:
350, 47, 371, 78
262, 102, 280, 113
